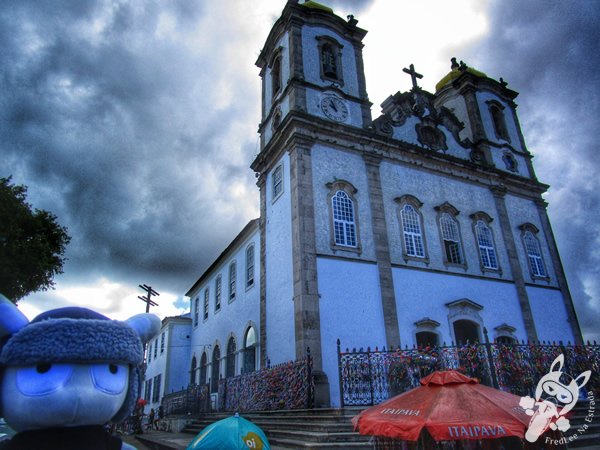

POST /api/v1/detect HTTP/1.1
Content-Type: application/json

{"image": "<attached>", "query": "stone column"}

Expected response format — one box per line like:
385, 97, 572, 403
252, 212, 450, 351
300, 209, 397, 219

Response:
535, 200, 584, 344
491, 186, 538, 342
288, 20, 307, 113
257, 175, 268, 368
289, 140, 330, 407
363, 154, 401, 349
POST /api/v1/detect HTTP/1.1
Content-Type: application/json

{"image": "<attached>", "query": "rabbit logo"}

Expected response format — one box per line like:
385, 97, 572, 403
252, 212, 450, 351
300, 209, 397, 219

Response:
519, 354, 591, 442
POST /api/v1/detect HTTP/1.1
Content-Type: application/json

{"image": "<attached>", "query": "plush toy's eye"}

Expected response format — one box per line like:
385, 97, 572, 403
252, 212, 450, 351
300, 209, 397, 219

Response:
90, 363, 128, 395
16, 364, 74, 396
36, 363, 51, 374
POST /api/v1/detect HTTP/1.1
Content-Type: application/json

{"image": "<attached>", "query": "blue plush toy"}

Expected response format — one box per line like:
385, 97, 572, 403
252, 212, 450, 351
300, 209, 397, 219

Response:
0, 294, 160, 450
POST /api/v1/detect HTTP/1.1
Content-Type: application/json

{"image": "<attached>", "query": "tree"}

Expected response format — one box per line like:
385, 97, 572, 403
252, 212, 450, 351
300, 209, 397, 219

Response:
0, 177, 71, 303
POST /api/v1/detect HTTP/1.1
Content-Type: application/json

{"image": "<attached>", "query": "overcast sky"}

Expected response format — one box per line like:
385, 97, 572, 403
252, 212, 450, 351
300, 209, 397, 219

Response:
2, 0, 598, 342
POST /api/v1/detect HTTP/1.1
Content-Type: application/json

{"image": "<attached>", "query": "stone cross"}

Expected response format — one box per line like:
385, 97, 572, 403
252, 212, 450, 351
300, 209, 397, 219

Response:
403, 63, 423, 90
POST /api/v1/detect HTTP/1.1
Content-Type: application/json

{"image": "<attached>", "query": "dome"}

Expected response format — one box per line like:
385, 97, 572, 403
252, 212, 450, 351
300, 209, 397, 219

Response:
436, 58, 487, 92
301, 1, 334, 14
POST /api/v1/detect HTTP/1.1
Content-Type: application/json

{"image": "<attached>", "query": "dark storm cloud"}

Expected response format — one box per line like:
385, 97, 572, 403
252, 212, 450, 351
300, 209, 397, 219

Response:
0, 0, 259, 294
461, 0, 600, 341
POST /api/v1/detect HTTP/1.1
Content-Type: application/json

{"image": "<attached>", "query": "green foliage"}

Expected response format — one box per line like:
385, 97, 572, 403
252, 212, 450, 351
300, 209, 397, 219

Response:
0, 177, 71, 303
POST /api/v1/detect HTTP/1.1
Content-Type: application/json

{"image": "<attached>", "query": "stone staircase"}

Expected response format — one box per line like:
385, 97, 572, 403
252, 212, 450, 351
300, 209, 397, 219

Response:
182, 408, 373, 449
564, 400, 599, 449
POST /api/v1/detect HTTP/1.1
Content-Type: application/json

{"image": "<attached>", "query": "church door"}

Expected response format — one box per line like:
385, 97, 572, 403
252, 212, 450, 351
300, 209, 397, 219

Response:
453, 319, 480, 344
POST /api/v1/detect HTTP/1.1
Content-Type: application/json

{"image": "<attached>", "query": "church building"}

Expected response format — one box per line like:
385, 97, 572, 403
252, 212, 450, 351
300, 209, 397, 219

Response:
183, 0, 582, 408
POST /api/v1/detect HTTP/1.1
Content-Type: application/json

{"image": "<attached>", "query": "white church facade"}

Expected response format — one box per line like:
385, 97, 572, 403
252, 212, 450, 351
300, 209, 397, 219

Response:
182, 0, 582, 408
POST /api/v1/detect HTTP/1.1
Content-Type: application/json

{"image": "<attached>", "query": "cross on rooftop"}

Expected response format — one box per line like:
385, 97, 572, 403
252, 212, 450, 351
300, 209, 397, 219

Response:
403, 63, 423, 90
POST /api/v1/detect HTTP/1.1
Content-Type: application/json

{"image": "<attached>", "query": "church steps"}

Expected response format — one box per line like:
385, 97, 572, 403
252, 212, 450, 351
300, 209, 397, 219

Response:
181, 408, 370, 448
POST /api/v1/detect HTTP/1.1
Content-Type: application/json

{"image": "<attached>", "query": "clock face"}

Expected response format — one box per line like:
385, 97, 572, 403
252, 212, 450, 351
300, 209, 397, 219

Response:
320, 95, 349, 122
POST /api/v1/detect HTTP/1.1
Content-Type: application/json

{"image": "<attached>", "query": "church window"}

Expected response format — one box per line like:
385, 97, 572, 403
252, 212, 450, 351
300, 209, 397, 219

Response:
215, 276, 222, 312
416, 331, 439, 348
470, 212, 500, 272
316, 36, 344, 85
199, 352, 207, 385
160, 332, 165, 354
203, 288, 209, 320
488, 101, 510, 142
272, 164, 284, 200
496, 336, 516, 345
246, 244, 255, 288
519, 224, 547, 278
332, 191, 357, 247
211, 346, 220, 393
153, 339, 158, 359
148, 342, 152, 362
226, 336, 236, 378
327, 180, 361, 252
271, 55, 281, 99
190, 356, 197, 386
453, 319, 480, 344
475, 221, 498, 269
193, 297, 199, 327
243, 326, 257, 374
229, 261, 236, 301
438, 208, 464, 266
396, 195, 428, 261
502, 152, 518, 172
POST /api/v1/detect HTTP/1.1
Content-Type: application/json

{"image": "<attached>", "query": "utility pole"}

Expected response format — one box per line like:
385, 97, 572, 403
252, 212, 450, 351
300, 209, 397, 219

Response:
137, 284, 160, 408
138, 284, 159, 313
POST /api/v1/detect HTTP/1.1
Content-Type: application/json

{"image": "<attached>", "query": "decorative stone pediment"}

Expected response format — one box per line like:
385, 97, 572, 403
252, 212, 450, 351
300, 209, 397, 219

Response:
494, 323, 516, 334
414, 317, 441, 329
377, 88, 467, 152
445, 298, 483, 311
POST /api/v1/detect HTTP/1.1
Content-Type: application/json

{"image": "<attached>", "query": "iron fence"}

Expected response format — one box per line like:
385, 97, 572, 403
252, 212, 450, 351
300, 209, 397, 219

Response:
337, 332, 600, 407
161, 383, 211, 415
219, 348, 314, 412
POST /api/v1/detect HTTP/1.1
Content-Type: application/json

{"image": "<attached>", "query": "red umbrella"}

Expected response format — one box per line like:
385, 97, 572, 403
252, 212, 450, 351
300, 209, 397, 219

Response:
352, 370, 532, 442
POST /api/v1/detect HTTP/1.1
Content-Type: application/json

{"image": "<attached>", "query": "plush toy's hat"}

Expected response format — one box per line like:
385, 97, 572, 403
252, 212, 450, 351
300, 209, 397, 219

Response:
0, 295, 160, 423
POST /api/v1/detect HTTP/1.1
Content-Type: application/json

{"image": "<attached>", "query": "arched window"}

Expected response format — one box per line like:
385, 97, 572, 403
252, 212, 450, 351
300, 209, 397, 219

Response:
437, 204, 464, 266
317, 36, 344, 85
327, 180, 360, 252
396, 195, 427, 260
190, 356, 197, 386
229, 261, 236, 301
243, 327, 257, 374
246, 244, 255, 288
321, 44, 337, 79
523, 230, 547, 278
332, 191, 357, 247
470, 212, 499, 271
203, 288, 209, 320
488, 102, 510, 142
271, 55, 281, 98
226, 336, 236, 378
199, 352, 207, 385
215, 276, 222, 312
211, 346, 220, 393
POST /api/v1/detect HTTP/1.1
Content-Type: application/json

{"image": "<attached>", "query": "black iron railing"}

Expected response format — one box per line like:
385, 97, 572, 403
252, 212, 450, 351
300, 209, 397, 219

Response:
337, 333, 600, 407
161, 383, 211, 415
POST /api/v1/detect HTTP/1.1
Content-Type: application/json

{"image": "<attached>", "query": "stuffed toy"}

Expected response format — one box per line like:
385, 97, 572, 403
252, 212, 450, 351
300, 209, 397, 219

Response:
0, 294, 160, 450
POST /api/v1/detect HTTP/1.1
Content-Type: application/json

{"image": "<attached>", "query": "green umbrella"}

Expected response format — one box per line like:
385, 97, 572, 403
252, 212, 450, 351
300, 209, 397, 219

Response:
186, 413, 271, 450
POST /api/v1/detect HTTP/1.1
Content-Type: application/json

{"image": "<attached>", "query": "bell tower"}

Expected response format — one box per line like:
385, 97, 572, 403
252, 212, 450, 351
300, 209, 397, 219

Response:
255, 0, 371, 150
